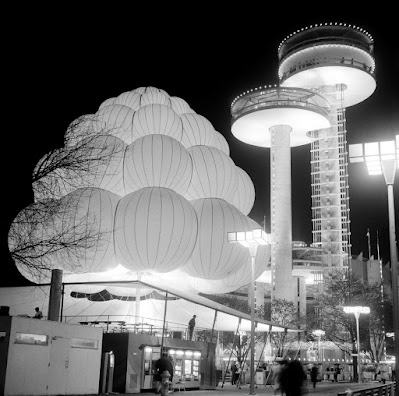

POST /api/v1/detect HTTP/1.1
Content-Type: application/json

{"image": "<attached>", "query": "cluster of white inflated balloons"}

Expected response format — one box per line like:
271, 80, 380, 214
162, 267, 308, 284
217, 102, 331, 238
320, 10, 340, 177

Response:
9, 86, 270, 295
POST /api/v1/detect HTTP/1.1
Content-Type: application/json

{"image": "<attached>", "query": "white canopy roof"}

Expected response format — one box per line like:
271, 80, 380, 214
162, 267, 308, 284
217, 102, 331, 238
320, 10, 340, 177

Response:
0, 281, 301, 334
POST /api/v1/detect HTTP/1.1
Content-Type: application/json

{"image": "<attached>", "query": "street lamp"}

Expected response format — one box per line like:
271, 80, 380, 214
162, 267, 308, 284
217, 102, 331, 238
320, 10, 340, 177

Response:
228, 228, 274, 395
343, 306, 370, 383
349, 136, 399, 379
312, 329, 325, 363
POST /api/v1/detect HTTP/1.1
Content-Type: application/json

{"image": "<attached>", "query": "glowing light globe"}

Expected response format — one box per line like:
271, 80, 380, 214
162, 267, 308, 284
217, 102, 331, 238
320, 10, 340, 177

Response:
184, 146, 237, 202
114, 187, 198, 273
93, 104, 135, 144
48, 187, 120, 273
184, 198, 253, 280
180, 113, 216, 148
124, 134, 192, 196
230, 167, 256, 215
132, 104, 183, 142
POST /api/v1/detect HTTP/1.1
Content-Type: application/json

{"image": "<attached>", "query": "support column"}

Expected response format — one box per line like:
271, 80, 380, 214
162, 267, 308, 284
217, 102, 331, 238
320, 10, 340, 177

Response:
48, 269, 63, 321
270, 125, 293, 302
293, 276, 306, 320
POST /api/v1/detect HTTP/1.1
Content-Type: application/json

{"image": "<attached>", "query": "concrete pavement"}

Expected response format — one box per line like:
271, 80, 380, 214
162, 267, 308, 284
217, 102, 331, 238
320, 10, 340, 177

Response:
123, 380, 395, 396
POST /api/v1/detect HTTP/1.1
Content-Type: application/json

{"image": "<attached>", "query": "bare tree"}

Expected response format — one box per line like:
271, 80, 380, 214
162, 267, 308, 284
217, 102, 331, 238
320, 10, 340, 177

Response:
8, 115, 126, 282
316, 269, 391, 363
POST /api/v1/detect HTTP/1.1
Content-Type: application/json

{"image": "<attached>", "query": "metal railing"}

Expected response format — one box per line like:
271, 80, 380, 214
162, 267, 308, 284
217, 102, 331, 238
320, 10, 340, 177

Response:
337, 381, 396, 396
280, 56, 375, 83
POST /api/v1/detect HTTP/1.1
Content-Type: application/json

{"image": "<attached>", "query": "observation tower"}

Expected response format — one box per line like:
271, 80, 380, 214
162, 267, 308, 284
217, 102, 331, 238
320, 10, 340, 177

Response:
231, 86, 330, 301
278, 23, 376, 276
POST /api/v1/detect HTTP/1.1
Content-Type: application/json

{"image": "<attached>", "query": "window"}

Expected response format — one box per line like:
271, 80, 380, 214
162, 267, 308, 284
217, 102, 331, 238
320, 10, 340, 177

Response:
15, 332, 48, 346
70, 337, 98, 349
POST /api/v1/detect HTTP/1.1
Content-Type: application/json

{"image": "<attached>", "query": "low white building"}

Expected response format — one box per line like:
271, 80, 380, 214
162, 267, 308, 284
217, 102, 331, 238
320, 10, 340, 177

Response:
0, 316, 102, 396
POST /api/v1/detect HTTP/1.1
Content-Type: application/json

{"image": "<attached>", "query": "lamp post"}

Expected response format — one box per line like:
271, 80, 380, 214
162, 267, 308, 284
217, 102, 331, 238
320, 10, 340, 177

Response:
312, 329, 325, 363
228, 228, 274, 395
349, 136, 399, 379
343, 306, 370, 383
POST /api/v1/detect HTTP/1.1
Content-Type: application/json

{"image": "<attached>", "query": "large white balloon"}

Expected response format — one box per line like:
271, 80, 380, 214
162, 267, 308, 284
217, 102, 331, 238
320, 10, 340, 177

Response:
231, 167, 256, 215
114, 187, 198, 273
170, 96, 195, 115
49, 187, 120, 273
184, 146, 237, 202
33, 136, 127, 201
99, 97, 116, 110
124, 135, 192, 196
113, 90, 141, 111
180, 218, 270, 293
180, 113, 216, 148
185, 198, 252, 280
70, 135, 127, 196
64, 114, 96, 147
132, 104, 183, 142
12, 86, 268, 297
93, 104, 135, 144
9, 199, 61, 284
32, 148, 72, 202
139, 87, 171, 107
210, 130, 230, 155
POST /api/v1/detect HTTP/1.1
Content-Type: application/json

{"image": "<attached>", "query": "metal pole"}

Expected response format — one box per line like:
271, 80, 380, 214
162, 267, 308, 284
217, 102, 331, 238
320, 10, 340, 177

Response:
160, 291, 168, 353
318, 337, 321, 363
60, 283, 65, 322
381, 159, 399, 383
250, 252, 256, 395
355, 312, 361, 383
386, 183, 399, 379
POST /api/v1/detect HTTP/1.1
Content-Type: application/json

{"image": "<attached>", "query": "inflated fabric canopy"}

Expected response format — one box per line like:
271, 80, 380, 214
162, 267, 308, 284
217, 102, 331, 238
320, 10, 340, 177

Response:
0, 281, 301, 334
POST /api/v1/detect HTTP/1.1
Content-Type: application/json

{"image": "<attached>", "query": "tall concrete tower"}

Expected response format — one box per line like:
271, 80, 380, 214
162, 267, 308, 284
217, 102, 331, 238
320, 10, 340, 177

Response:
230, 86, 330, 301
277, 23, 376, 280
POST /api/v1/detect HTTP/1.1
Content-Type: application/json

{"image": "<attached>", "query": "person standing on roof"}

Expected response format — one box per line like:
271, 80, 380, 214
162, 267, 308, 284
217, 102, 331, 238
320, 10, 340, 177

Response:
188, 315, 196, 340
33, 307, 43, 319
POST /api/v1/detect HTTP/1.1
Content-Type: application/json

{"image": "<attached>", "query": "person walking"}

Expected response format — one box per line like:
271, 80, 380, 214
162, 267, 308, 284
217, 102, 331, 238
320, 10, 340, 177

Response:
231, 361, 238, 385
310, 364, 318, 388
272, 360, 287, 395
284, 360, 306, 396
188, 315, 196, 340
155, 352, 174, 394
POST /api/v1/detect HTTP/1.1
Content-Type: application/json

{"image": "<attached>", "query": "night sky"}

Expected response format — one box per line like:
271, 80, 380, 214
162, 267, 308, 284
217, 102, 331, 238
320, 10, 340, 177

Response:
2, 9, 398, 287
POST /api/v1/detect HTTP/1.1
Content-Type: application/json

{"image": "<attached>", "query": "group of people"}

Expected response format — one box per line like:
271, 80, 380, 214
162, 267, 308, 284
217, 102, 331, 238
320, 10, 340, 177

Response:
272, 360, 307, 396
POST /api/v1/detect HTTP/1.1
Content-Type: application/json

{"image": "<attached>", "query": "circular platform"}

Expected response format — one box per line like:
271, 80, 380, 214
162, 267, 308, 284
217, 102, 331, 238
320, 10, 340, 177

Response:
277, 23, 376, 107
231, 87, 330, 148
280, 64, 376, 108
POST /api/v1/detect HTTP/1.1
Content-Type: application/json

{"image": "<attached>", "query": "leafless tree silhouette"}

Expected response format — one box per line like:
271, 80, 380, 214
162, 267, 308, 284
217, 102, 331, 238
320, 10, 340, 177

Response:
8, 115, 126, 282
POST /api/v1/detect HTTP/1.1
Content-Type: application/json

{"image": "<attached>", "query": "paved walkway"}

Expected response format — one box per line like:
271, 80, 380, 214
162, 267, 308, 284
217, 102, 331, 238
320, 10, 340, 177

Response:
124, 381, 395, 396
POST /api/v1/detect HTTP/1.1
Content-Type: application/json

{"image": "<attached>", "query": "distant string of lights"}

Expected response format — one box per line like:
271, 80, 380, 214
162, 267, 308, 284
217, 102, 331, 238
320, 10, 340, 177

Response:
277, 22, 374, 52
231, 86, 326, 108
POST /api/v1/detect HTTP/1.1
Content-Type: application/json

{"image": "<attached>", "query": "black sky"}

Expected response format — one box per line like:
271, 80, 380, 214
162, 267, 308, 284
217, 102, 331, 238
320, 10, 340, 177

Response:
2, 9, 398, 286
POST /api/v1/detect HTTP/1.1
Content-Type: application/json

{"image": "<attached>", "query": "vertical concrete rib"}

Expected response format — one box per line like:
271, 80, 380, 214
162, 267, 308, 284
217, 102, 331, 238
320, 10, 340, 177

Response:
270, 125, 293, 301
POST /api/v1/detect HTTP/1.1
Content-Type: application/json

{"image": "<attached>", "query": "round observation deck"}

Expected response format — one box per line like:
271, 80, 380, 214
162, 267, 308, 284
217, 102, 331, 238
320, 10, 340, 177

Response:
230, 86, 330, 147
277, 23, 376, 107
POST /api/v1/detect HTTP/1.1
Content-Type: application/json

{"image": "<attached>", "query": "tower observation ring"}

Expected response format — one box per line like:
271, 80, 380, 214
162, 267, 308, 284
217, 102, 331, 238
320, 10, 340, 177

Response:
277, 23, 376, 107
231, 86, 330, 147
230, 85, 330, 301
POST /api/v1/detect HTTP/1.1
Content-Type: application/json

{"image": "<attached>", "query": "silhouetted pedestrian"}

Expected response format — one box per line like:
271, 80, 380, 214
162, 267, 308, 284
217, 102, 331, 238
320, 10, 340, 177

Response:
310, 365, 318, 388
155, 352, 174, 393
273, 360, 288, 395
231, 361, 237, 384
284, 360, 306, 396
